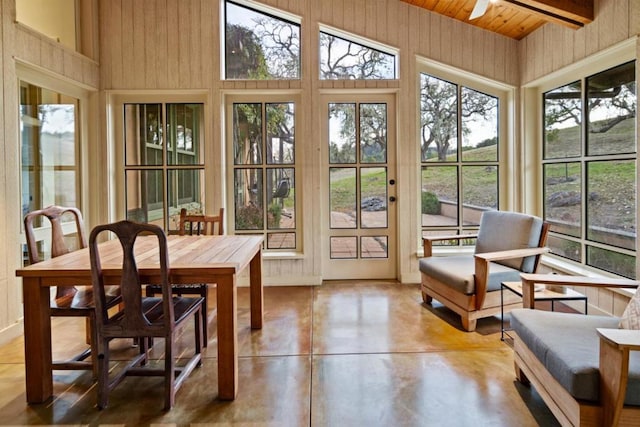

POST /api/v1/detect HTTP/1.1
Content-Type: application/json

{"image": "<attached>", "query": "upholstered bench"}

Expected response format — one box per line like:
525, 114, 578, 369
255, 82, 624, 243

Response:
509, 274, 640, 426
511, 310, 640, 404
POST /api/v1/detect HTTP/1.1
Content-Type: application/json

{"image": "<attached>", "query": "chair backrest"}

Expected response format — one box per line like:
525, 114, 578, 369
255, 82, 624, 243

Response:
24, 206, 87, 299
474, 210, 547, 273
178, 208, 224, 236
24, 205, 87, 264
89, 220, 173, 338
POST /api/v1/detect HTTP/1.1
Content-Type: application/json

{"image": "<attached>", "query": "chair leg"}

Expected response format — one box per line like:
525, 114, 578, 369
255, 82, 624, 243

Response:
89, 312, 99, 379
461, 315, 477, 332
164, 335, 176, 411
202, 285, 208, 346
96, 339, 110, 410
422, 291, 432, 304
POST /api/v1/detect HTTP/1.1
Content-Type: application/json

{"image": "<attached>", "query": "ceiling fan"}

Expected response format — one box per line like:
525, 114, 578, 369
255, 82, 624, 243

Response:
469, 0, 491, 20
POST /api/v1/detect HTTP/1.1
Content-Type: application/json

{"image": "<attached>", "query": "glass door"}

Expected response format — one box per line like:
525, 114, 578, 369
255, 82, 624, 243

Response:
321, 94, 397, 279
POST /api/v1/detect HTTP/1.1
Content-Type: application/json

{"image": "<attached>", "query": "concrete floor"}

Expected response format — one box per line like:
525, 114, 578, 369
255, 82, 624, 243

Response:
0, 281, 559, 426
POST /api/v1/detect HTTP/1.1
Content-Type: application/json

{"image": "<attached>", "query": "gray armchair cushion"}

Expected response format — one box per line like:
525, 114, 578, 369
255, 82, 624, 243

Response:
511, 309, 640, 405
475, 210, 543, 273
419, 256, 522, 295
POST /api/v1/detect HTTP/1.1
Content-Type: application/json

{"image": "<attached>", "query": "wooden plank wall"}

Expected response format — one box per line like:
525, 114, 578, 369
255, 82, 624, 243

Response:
0, 0, 101, 338
519, 0, 638, 84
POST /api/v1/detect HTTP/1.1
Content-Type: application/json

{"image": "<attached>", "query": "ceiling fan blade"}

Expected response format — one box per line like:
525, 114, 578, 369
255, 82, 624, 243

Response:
469, 0, 490, 20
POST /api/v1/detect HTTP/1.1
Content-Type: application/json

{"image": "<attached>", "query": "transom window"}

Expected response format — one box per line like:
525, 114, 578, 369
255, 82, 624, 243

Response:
319, 30, 397, 80
543, 61, 637, 278
419, 72, 500, 240
224, 1, 300, 80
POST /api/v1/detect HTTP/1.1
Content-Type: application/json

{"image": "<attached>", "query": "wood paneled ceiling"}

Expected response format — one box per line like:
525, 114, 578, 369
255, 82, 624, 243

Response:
400, 0, 594, 40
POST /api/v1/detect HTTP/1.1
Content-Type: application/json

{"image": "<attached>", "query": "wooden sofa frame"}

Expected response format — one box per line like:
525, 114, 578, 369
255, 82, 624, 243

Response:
420, 222, 549, 332
514, 273, 640, 426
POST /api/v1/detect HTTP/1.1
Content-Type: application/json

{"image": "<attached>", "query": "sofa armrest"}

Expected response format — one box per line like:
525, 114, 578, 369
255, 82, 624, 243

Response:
422, 234, 478, 257
597, 328, 640, 426
471, 247, 549, 310
519, 273, 639, 309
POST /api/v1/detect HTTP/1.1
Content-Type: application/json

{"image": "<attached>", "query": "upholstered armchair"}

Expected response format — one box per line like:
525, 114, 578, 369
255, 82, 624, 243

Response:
419, 210, 549, 331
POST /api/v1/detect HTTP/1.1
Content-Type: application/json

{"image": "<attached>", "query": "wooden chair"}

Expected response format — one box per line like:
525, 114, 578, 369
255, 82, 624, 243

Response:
146, 207, 223, 342
419, 210, 549, 331
511, 274, 640, 426
89, 220, 204, 410
23, 205, 121, 374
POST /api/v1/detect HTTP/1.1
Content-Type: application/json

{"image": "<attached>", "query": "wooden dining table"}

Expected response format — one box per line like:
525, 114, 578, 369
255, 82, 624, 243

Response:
15, 234, 264, 404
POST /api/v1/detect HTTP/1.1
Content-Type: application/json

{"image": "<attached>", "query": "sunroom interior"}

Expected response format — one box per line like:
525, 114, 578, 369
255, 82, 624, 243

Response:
0, 0, 639, 423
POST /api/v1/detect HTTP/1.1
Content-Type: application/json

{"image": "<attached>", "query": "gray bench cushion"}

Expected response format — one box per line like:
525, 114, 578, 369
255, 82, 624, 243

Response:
419, 256, 521, 295
511, 309, 640, 405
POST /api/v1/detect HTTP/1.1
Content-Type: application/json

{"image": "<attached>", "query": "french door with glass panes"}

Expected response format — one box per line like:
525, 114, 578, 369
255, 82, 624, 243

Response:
321, 94, 397, 279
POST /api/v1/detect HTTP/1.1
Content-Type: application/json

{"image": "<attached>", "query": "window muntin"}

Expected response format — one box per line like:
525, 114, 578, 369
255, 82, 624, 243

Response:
419, 73, 500, 233
225, 1, 300, 80
232, 101, 298, 250
319, 31, 396, 80
20, 82, 80, 218
542, 61, 636, 278
123, 103, 205, 231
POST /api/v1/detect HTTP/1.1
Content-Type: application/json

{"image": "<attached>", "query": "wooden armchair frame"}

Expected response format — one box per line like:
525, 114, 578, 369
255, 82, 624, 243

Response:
514, 273, 640, 426
421, 222, 549, 332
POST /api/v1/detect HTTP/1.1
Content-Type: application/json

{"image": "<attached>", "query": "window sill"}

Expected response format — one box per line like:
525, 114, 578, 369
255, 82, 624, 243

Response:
540, 255, 636, 298
262, 251, 305, 260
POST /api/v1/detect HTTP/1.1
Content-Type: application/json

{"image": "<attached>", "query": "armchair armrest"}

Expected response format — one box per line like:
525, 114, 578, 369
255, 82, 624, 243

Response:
597, 328, 640, 426
519, 273, 639, 308
472, 247, 549, 310
422, 234, 478, 257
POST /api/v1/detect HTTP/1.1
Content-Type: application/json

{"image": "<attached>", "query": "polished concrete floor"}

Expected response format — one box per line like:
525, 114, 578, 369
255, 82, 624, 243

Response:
0, 281, 560, 426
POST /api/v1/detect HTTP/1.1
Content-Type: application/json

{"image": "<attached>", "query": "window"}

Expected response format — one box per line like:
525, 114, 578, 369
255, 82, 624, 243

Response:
319, 30, 396, 80
20, 81, 80, 218
224, 1, 300, 80
231, 100, 298, 250
543, 61, 636, 278
419, 72, 500, 240
123, 103, 205, 232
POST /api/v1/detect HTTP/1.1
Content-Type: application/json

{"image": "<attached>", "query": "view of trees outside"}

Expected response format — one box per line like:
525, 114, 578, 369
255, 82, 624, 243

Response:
225, 1, 300, 79
225, 1, 398, 251
419, 73, 499, 230
543, 60, 636, 278
319, 32, 395, 80
232, 102, 296, 249
328, 102, 389, 259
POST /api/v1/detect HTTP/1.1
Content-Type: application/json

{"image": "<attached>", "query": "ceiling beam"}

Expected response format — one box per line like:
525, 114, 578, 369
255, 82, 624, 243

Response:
503, 0, 593, 29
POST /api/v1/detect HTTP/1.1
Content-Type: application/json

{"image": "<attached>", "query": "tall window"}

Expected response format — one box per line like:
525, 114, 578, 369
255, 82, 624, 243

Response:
319, 30, 396, 80
232, 101, 298, 250
224, 1, 300, 80
20, 81, 80, 218
419, 73, 500, 239
123, 103, 205, 232
543, 61, 636, 278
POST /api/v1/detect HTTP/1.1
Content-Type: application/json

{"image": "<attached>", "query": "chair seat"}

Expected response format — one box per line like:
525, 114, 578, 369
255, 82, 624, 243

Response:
511, 309, 640, 405
143, 296, 206, 326
51, 288, 121, 311
419, 256, 522, 294
146, 283, 207, 296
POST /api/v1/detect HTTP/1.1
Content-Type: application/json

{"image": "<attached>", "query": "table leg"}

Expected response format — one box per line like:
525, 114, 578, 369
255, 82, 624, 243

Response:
249, 250, 263, 330
216, 274, 238, 400
521, 278, 536, 309
22, 278, 53, 403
